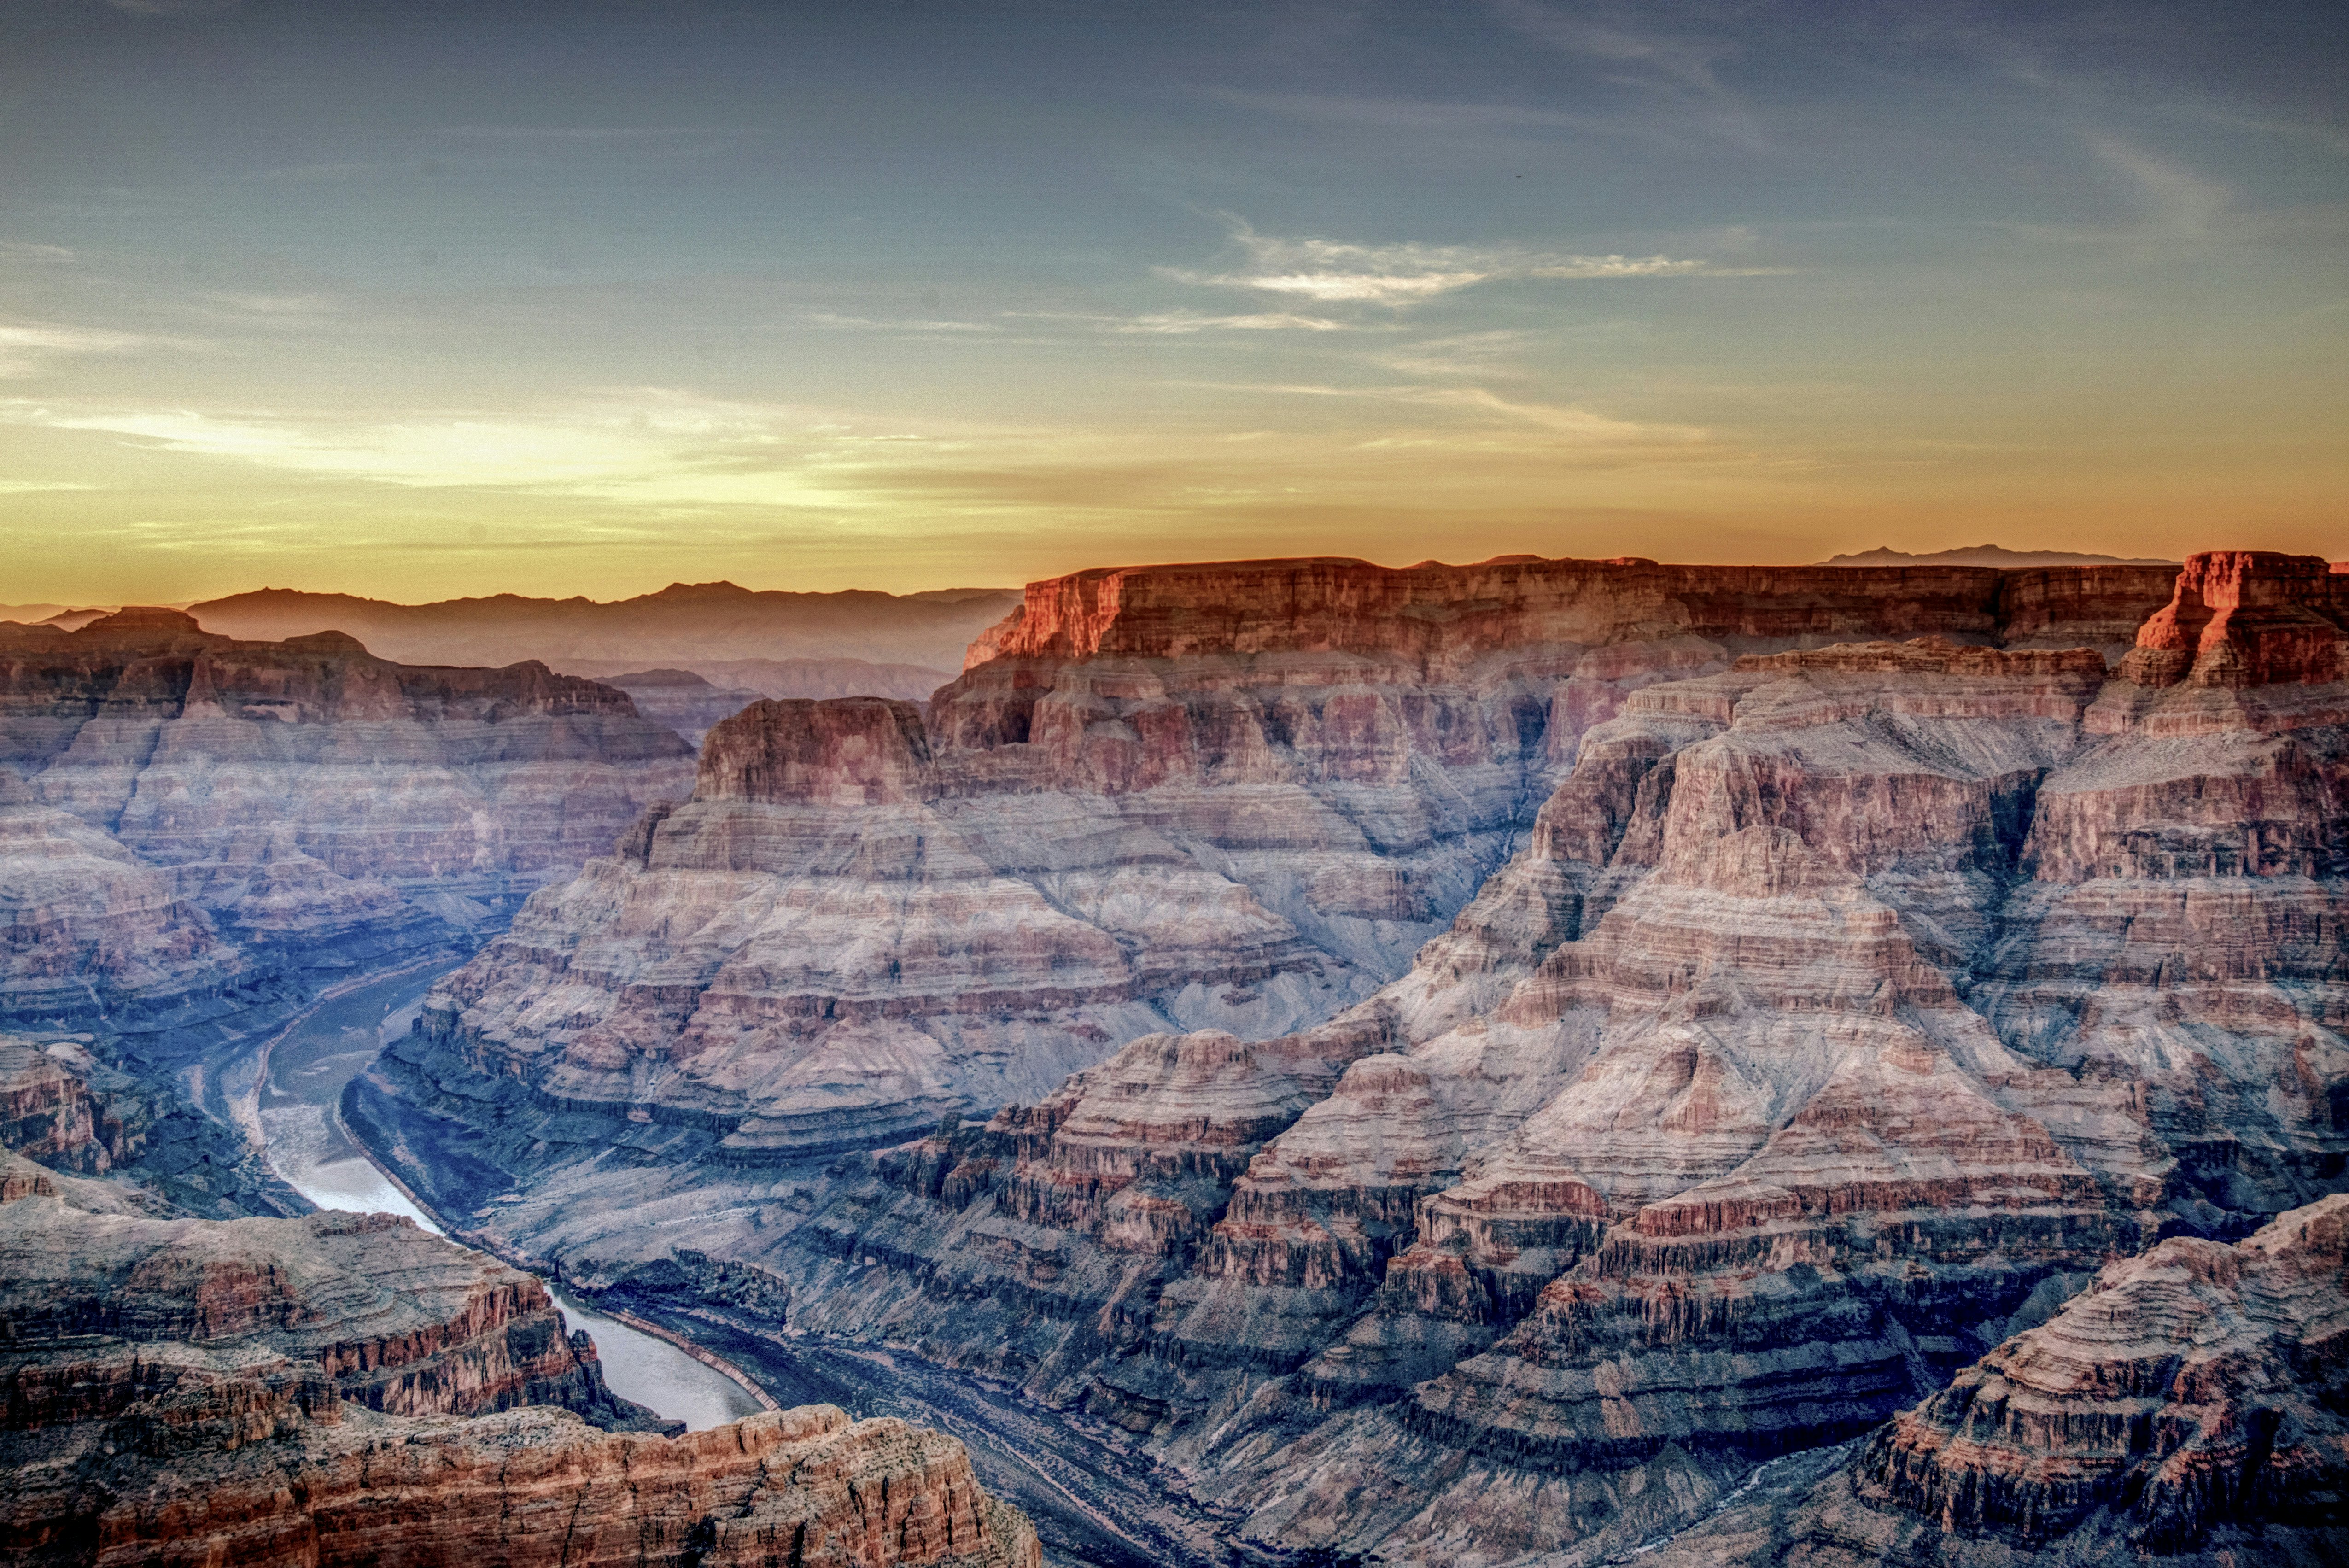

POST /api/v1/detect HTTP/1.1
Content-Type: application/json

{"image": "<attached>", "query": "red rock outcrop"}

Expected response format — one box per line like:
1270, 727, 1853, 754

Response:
0, 1156, 1039, 1568
2118, 550, 2349, 689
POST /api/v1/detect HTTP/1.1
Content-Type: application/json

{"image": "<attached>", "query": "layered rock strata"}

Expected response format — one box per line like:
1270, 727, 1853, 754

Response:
0, 1154, 1039, 1568
0, 1037, 295, 1219
356, 550, 2349, 1565
0, 608, 692, 1030
0, 1152, 654, 1429
1635, 1194, 2349, 1566
378, 553, 2182, 1172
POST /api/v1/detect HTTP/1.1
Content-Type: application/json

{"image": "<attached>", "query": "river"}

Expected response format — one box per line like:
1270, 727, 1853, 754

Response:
253, 962, 764, 1433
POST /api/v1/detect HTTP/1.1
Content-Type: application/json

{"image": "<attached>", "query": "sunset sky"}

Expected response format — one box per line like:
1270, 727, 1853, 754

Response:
1, 0, 2343, 605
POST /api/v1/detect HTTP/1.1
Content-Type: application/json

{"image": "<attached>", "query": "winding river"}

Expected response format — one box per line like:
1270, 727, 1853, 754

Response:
253, 962, 764, 1433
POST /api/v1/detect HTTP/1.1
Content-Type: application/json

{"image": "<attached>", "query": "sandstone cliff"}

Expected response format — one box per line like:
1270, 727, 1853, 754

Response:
0, 1151, 1040, 1568
375, 552, 2184, 1178
1634, 1194, 2349, 1566
0, 608, 692, 1033
352, 549, 2349, 1565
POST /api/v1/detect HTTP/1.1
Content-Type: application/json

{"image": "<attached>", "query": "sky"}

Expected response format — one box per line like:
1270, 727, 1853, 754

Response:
0, 0, 2343, 604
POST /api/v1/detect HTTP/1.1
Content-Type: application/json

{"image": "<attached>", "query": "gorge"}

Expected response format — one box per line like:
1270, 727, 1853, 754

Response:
4, 550, 2346, 1566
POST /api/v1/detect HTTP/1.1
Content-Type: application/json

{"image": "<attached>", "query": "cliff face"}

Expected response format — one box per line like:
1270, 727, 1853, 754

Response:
0, 1040, 292, 1219
1633, 1195, 2349, 1567
354, 550, 2348, 1566
380, 553, 2183, 1169
0, 609, 692, 1031
0, 1153, 1040, 1568
0, 1154, 651, 1429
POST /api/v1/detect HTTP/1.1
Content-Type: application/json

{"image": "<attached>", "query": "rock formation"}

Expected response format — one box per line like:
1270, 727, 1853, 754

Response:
346, 550, 2349, 1564
0, 1038, 294, 1219
1634, 1194, 2349, 1565
0, 1149, 1040, 1567
0, 608, 692, 1031
374, 553, 2185, 1178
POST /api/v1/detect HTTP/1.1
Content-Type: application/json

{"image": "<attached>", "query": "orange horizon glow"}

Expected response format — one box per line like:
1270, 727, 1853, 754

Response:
2, 3, 2342, 607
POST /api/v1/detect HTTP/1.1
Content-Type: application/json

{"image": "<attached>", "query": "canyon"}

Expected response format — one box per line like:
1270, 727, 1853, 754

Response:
346, 548, 2349, 1563
6, 548, 2345, 1565
0, 607, 694, 1035
0, 1143, 1040, 1568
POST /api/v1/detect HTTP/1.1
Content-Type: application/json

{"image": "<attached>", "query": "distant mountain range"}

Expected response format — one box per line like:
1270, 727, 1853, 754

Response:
1817, 544, 2174, 567
183, 581, 1022, 682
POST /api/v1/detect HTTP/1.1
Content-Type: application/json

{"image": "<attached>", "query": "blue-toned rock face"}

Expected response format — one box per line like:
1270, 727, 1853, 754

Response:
0, 610, 693, 1030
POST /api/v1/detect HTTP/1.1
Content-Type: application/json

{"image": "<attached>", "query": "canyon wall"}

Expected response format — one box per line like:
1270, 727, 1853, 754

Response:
355, 549, 2349, 1566
1637, 1193, 2349, 1566
380, 553, 2184, 1167
0, 608, 693, 1034
0, 1151, 1039, 1568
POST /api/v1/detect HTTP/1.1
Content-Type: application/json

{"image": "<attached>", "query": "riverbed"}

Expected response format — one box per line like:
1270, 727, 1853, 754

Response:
253, 962, 764, 1433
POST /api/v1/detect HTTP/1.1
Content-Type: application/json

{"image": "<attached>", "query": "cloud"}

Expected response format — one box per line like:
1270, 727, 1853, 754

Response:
441, 124, 719, 144
2086, 134, 2231, 237
1007, 309, 1367, 335
1486, 0, 1770, 152
0, 242, 75, 263
0, 480, 97, 494
0, 392, 964, 512
0, 321, 179, 379
1158, 377, 1707, 447
803, 313, 1001, 333
1164, 221, 1757, 306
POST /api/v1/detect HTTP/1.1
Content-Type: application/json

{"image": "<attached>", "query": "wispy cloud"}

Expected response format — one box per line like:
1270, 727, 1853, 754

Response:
1165, 221, 1762, 306
0, 322, 183, 379
0, 242, 76, 263
442, 124, 719, 144
0, 392, 947, 511
1008, 309, 1367, 335
803, 313, 1001, 333
1488, 0, 1769, 152
1161, 377, 1707, 446
2086, 134, 2232, 237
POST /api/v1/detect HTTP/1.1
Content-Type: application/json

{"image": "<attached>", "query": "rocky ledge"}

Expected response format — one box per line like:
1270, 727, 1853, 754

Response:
1636, 1194, 2349, 1566
0, 1151, 1040, 1568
